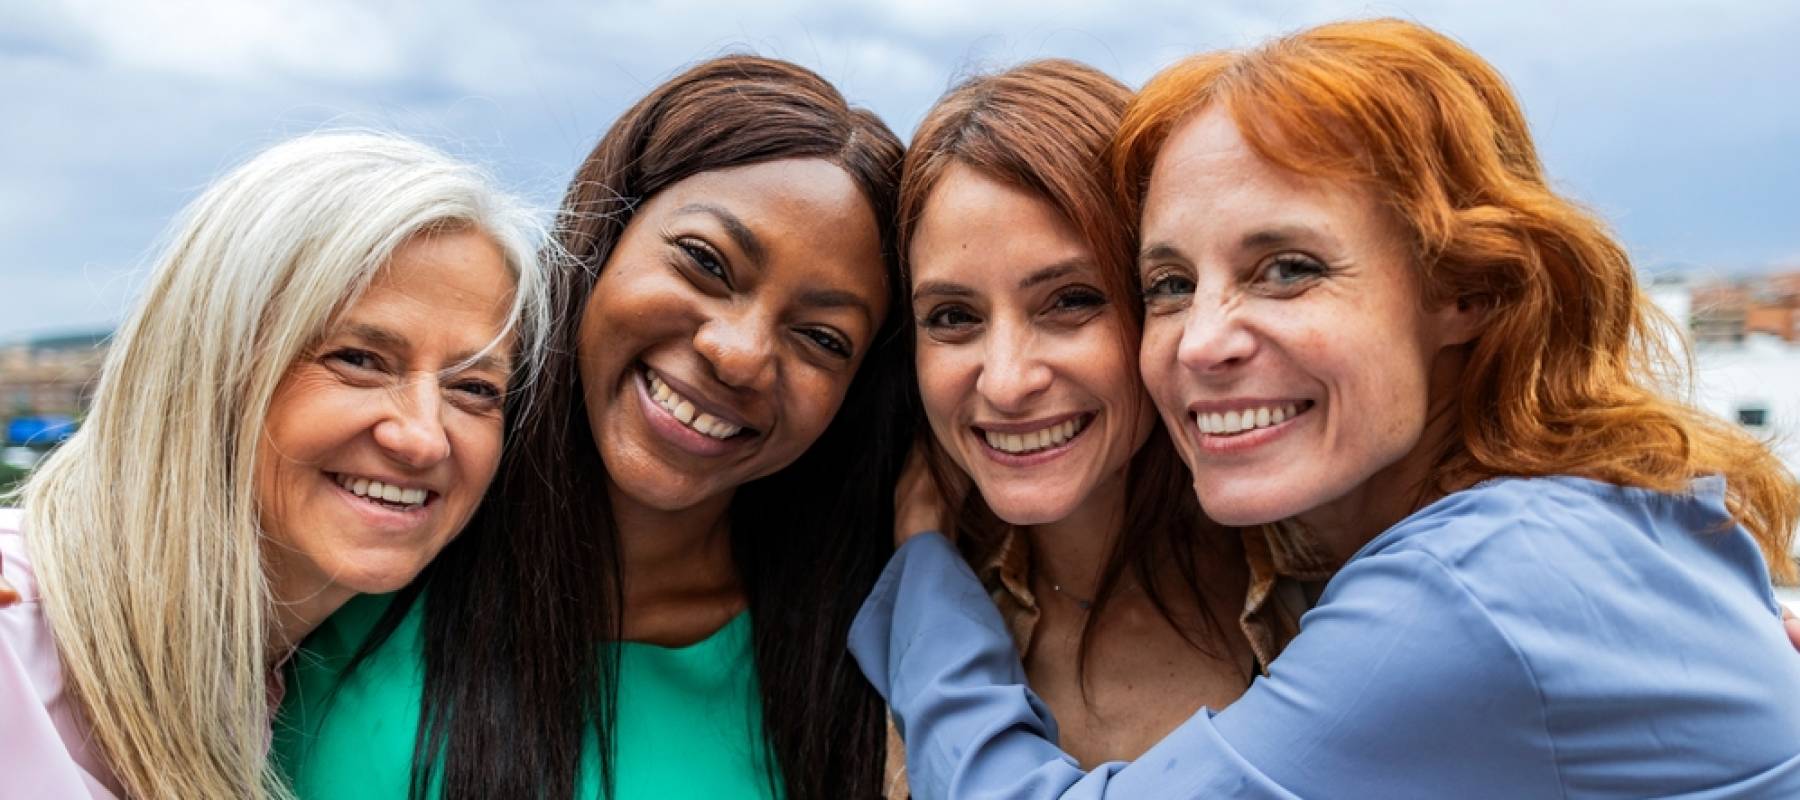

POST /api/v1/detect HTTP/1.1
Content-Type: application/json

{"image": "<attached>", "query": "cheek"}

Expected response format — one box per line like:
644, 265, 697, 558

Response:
781, 370, 856, 452
456, 418, 506, 489
914, 345, 973, 428
1138, 320, 1183, 411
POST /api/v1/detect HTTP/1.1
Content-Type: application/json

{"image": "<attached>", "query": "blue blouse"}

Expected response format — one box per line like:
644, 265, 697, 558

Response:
850, 476, 1800, 799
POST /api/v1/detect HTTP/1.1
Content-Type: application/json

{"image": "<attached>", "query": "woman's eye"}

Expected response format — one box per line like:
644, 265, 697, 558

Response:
921, 304, 980, 329
450, 378, 506, 410
1256, 254, 1328, 287
325, 348, 383, 372
1142, 274, 1196, 301
1050, 287, 1107, 314
453, 379, 503, 401
798, 328, 852, 358
679, 240, 728, 282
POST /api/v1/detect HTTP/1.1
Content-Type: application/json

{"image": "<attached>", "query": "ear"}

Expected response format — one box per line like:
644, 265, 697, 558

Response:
1430, 295, 1488, 348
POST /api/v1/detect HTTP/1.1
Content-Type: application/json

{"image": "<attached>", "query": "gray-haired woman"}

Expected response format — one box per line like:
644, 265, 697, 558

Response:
0, 131, 549, 798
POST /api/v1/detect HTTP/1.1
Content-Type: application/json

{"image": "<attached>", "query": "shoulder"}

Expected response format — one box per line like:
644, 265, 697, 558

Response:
1336, 474, 1795, 698
1, 508, 41, 603
1358, 475, 1759, 590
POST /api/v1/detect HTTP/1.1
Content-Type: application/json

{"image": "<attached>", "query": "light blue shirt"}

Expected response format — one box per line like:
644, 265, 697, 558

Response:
850, 476, 1800, 799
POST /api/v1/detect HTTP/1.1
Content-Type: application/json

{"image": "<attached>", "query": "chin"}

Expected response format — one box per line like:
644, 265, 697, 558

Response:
1192, 479, 1303, 527
982, 488, 1082, 527
610, 469, 721, 513
328, 552, 432, 595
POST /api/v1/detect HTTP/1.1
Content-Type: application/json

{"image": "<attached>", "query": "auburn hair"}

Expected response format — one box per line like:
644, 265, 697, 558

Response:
1112, 18, 1797, 581
898, 59, 1233, 679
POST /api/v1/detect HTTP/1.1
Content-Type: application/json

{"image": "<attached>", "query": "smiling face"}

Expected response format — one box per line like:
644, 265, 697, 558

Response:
910, 164, 1151, 526
259, 228, 515, 612
1136, 108, 1478, 542
577, 158, 888, 513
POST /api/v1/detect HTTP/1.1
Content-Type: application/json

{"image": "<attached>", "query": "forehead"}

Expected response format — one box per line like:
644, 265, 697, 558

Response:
1141, 108, 1386, 246
337, 230, 516, 347
909, 164, 1094, 286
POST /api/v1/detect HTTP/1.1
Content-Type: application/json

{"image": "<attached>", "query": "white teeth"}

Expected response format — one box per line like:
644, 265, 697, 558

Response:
982, 416, 1088, 455
1197, 402, 1305, 437
645, 370, 744, 440
334, 474, 428, 509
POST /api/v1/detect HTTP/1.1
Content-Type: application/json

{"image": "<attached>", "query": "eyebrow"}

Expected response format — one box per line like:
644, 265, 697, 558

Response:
1138, 225, 1329, 265
1138, 242, 1187, 266
339, 322, 511, 375
1238, 225, 1321, 252
1019, 260, 1085, 290
912, 258, 1093, 303
672, 202, 766, 267
797, 287, 875, 327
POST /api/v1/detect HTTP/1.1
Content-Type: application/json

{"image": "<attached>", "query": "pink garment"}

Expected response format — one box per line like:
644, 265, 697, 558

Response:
0, 510, 125, 798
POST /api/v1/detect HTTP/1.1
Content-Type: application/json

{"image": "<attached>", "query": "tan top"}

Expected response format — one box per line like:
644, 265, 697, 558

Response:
882, 521, 1334, 798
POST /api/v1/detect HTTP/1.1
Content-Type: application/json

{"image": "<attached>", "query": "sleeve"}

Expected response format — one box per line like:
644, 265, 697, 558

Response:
1, 604, 121, 797
848, 534, 1560, 800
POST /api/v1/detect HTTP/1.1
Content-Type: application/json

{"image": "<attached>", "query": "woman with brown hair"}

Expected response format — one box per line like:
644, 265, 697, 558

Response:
276, 56, 912, 799
854, 18, 1800, 798
887, 59, 1323, 788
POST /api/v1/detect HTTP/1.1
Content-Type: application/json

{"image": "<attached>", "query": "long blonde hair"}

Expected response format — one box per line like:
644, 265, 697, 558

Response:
1113, 18, 1797, 581
18, 132, 550, 798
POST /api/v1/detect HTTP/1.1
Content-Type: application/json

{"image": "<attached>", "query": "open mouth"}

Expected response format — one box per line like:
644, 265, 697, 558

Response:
642, 366, 756, 442
975, 413, 1093, 456
1194, 400, 1315, 437
330, 472, 432, 511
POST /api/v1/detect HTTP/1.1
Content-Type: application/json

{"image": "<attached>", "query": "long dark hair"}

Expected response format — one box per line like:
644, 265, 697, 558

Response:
897, 60, 1235, 683
370, 56, 909, 799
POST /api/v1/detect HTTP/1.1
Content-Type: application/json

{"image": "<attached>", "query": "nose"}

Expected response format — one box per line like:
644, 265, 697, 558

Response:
975, 321, 1052, 413
373, 376, 452, 469
694, 309, 777, 393
1175, 298, 1257, 377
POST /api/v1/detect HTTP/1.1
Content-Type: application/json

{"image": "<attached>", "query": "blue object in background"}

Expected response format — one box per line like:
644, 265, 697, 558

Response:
5, 416, 76, 447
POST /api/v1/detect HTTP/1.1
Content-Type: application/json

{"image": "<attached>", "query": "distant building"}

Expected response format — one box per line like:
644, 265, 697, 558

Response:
1686, 269, 1800, 345
0, 330, 110, 418
1744, 270, 1800, 342
1689, 283, 1749, 344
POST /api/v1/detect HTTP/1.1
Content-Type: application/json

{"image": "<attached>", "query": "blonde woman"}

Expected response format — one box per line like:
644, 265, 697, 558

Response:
0, 131, 548, 798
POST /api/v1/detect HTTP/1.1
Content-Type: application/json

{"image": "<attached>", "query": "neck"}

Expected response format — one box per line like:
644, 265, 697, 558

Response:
266, 568, 352, 669
1299, 351, 1471, 563
1027, 470, 1130, 603
608, 480, 741, 631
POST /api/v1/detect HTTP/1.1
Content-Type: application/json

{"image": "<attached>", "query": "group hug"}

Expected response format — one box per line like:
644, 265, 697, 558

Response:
4, 17, 1800, 800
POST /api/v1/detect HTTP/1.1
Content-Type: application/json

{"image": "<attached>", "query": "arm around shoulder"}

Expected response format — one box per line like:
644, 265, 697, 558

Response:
852, 534, 1559, 800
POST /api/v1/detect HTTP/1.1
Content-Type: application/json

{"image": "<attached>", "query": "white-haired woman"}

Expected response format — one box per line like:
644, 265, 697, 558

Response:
0, 131, 548, 798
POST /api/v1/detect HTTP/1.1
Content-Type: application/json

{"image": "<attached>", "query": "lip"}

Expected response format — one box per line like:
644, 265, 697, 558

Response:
326, 471, 435, 532
644, 366, 757, 430
634, 368, 753, 458
971, 411, 1094, 468
1187, 399, 1314, 456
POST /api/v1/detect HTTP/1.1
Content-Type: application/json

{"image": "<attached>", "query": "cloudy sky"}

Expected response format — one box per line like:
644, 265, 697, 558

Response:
3, 0, 1796, 341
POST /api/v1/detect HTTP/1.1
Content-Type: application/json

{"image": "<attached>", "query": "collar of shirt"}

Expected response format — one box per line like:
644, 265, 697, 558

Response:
974, 520, 1334, 670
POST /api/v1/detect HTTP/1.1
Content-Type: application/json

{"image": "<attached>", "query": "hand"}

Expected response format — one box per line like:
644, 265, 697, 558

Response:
894, 440, 949, 547
1784, 604, 1800, 654
0, 560, 16, 608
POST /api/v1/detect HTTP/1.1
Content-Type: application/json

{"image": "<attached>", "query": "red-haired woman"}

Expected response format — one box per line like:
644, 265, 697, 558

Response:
853, 18, 1800, 798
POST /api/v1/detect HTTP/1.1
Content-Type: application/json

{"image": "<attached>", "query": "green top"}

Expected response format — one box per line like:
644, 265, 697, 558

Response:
274, 593, 780, 799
